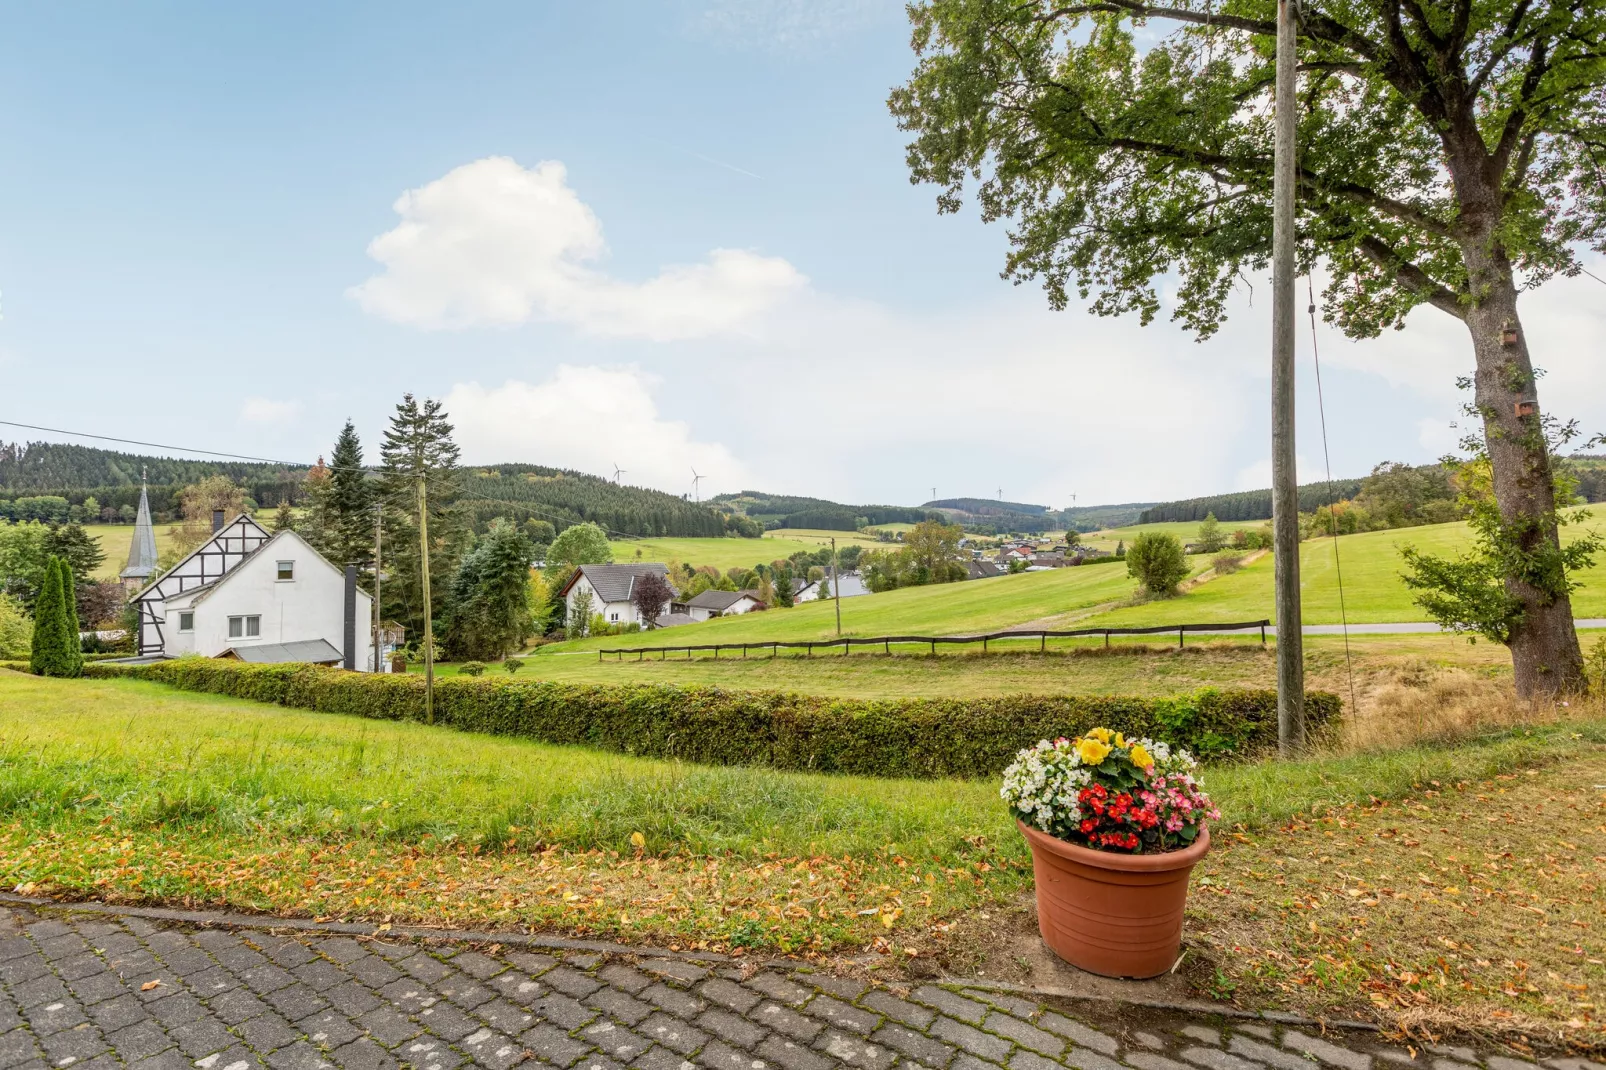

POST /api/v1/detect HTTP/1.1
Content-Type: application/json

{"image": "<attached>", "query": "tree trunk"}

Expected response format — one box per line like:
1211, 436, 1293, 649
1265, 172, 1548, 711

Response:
1462, 250, 1584, 697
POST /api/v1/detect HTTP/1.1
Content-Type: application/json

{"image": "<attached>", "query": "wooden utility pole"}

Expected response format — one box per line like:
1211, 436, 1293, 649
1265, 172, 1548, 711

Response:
831, 536, 842, 637
373, 504, 383, 673
418, 475, 435, 725
1272, 0, 1305, 754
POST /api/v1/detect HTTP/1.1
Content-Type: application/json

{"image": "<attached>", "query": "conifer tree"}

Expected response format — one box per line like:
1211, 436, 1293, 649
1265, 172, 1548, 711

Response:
60, 560, 83, 670
29, 557, 80, 677
273, 499, 296, 532
320, 420, 376, 567
378, 395, 466, 647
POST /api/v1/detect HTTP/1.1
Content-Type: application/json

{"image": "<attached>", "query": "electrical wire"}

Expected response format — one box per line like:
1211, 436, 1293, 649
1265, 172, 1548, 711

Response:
0, 417, 742, 543
1305, 277, 1359, 718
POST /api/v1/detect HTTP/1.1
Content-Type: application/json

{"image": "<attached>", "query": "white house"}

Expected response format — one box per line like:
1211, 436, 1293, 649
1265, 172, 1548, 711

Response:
559, 563, 671, 628
684, 589, 765, 622
128, 512, 375, 669
797, 570, 870, 601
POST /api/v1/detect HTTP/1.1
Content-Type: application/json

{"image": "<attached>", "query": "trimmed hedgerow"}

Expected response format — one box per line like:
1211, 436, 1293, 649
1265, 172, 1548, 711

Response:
30, 659, 1344, 780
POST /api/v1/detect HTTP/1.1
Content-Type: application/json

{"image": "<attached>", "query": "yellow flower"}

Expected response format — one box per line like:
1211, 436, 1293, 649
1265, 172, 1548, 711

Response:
1129, 744, 1154, 769
1088, 727, 1113, 744
1077, 737, 1113, 765
1114, 731, 1127, 748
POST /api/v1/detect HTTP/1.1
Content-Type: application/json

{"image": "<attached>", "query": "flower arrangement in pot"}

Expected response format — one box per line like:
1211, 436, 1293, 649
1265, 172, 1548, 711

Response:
1001, 728, 1219, 979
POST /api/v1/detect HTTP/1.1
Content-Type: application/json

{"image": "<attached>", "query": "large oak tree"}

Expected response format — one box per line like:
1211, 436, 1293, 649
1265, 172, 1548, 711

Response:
890, 0, 1606, 694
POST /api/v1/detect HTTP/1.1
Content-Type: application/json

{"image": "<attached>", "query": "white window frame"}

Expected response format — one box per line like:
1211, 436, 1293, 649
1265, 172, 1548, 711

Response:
228, 616, 243, 638
178, 611, 194, 632
229, 615, 263, 639
276, 560, 295, 581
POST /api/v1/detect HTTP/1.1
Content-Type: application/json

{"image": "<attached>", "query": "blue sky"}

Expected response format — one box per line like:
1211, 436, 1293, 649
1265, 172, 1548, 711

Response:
3, 0, 1603, 509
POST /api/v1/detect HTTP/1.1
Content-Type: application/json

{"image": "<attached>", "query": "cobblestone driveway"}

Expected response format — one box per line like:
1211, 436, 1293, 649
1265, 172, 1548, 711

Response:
0, 905, 1596, 1070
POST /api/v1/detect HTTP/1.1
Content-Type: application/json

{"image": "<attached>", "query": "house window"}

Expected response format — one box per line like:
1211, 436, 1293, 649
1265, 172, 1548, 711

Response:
610, 612, 619, 621
228, 615, 262, 639
276, 560, 294, 581
178, 612, 194, 632
247, 615, 260, 637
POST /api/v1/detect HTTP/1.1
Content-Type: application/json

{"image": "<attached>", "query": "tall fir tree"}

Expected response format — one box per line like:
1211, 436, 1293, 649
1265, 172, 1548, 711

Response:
378, 395, 466, 645
60, 560, 82, 666
29, 557, 80, 677
272, 498, 296, 532
442, 520, 534, 659
319, 421, 376, 568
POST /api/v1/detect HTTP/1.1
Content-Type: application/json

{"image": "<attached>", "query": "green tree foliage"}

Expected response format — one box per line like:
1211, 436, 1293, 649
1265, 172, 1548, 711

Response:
1195, 513, 1225, 554
315, 421, 376, 568
0, 521, 50, 607
859, 520, 970, 591
378, 395, 467, 643
29, 557, 81, 677
1126, 533, 1189, 596
273, 499, 296, 532
543, 522, 614, 595
442, 520, 536, 660
164, 476, 248, 565
566, 587, 594, 639
460, 466, 729, 538
43, 523, 104, 580
0, 594, 29, 659
773, 570, 796, 608
1140, 480, 1366, 524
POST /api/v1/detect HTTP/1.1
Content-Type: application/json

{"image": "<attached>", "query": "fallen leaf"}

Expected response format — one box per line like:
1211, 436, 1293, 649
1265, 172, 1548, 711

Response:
140, 980, 163, 991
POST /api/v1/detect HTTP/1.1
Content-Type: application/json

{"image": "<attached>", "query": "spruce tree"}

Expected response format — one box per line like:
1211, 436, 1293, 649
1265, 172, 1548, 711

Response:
29, 557, 79, 677
273, 498, 296, 532
322, 420, 375, 567
59, 561, 84, 675
378, 395, 466, 649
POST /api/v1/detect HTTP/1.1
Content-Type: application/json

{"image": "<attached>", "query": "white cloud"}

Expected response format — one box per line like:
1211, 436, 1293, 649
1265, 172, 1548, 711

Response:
349, 157, 806, 339
240, 398, 300, 425
444, 366, 752, 497
1232, 454, 1317, 492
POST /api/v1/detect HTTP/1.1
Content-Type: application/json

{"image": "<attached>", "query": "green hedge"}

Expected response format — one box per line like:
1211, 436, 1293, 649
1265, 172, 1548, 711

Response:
0, 659, 1347, 779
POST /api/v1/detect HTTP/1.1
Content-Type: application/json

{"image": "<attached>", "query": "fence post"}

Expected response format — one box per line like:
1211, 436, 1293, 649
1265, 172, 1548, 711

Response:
1179, 627, 1184, 649
983, 637, 988, 653
1261, 623, 1267, 647
1040, 633, 1046, 653
884, 640, 889, 655
930, 640, 935, 655
843, 639, 849, 657
715, 645, 719, 660
598, 651, 602, 663
1105, 630, 1110, 649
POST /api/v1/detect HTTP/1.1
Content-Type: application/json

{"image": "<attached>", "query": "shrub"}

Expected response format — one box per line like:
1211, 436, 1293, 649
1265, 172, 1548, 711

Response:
459, 661, 487, 677
503, 658, 524, 674
69, 660, 1341, 780
1211, 551, 1244, 575
1126, 533, 1188, 595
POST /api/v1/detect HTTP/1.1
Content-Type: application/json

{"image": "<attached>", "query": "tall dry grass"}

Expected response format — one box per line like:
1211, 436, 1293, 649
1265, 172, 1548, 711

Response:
1329, 656, 1602, 753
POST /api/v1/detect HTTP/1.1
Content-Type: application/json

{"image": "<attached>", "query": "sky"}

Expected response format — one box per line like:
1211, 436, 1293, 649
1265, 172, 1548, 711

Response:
1, 0, 1603, 511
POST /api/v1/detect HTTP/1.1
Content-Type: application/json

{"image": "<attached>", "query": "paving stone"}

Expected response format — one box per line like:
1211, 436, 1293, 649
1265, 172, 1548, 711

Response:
1485, 1060, 1538, 1070
187, 968, 243, 997
744, 977, 811, 1010
695, 1009, 766, 1050
641, 987, 705, 1022
587, 988, 655, 1027
642, 964, 707, 989
503, 954, 556, 976
983, 1012, 1063, 1057
356, 1006, 421, 1048
291, 961, 348, 993
520, 1022, 594, 1068
1179, 1047, 1260, 1070
543, 969, 603, 1001
799, 998, 875, 1038
212, 946, 269, 975
1432, 1060, 1477, 1070
529, 993, 597, 1031
869, 1024, 954, 1068
1130, 1033, 1167, 1051
341, 958, 401, 991
749, 1005, 819, 1043
911, 988, 987, 1028
638, 1015, 709, 1057
129, 1050, 200, 1070
1038, 1014, 1119, 1056
143, 933, 190, 956
106, 1019, 175, 1062
313, 942, 369, 968
164, 947, 220, 977
27, 997, 88, 1036
486, 974, 541, 1007
571, 1057, 628, 1070
810, 1031, 893, 1070
397, 958, 452, 987
798, 978, 864, 1003
399, 1037, 463, 1070
266, 1041, 338, 1070
148, 991, 208, 1028
296, 1010, 363, 1050
1010, 1052, 1061, 1070
583, 1021, 653, 1063
323, 983, 383, 1019
261, 941, 319, 971
66, 970, 127, 1007
1236, 1027, 1276, 1042
1228, 1035, 1314, 1070
566, 955, 603, 972
416, 1002, 482, 1042
754, 1036, 832, 1070
0, 956, 52, 986
87, 995, 148, 1034
235, 1010, 301, 1053
1375, 1050, 1422, 1066
857, 993, 932, 1032
1427, 1048, 1477, 1064
474, 999, 535, 1036
0, 1028, 43, 1068
0, 936, 36, 961
378, 981, 437, 1015
696, 982, 759, 1017
446, 955, 504, 982
633, 1047, 698, 1070
697, 1040, 768, 1070
211, 989, 272, 1026
39, 1023, 110, 1066
1283, 1033, 1372, 1070
54, 954, 108, 983
12, 976, 71, 1010
961, 991, 1038, 1021
1063, 1049, 1125, 1070
929, 1018, 1010, 1064
329, 1037, 396, 1070
170, 1016, 238, 1058
241, 966, 298, 997
459, 1028, 525, 1070
1126, 1055, 1191, 1070
599, 967, 654, 997
0, 1007, 19, 1034
1543, 1062, 1606, 1070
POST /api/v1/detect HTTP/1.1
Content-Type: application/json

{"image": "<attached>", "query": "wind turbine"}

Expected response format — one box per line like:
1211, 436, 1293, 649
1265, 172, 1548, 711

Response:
612, 463, 626, 484
690, 467, 704, 503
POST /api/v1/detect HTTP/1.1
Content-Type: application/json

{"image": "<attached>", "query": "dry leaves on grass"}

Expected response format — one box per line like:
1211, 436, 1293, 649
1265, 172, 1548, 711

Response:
0, 823, 1027, 957
1185, 750, 1606, 1045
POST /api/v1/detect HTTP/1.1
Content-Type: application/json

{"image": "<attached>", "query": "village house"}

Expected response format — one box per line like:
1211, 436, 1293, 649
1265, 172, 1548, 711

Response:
684, 589, 766, 622
124, 510, 375, 669
558, 562, 671, 628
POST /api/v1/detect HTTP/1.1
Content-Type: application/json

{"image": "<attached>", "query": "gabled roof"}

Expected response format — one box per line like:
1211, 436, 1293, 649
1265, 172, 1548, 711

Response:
133, 513, 272, 602
218, 638, 343, 664
686, 589, 760, 611
561, 563, 668, 603
119, 484, 160, 580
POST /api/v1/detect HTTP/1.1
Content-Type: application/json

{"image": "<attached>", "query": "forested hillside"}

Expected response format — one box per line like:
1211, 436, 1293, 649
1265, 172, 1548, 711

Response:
460, 466, 738, 537
1140, 479, 1367, 523
712, 490, 936, 531
925, 497, 1048, 515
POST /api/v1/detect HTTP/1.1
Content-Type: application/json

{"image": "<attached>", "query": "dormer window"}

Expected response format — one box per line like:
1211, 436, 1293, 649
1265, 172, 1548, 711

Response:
276, 561, 294, 581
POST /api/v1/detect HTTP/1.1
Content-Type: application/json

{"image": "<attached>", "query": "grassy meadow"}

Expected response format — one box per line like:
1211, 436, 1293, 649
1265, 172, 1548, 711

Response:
603, 530, 884, 573
81, 522, 177, 580
2, 668, 1601, 1032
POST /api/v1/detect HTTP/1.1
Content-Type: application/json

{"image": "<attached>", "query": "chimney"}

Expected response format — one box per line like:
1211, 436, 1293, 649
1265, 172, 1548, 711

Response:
212, 508, 225, 533
343, 565, 357, 671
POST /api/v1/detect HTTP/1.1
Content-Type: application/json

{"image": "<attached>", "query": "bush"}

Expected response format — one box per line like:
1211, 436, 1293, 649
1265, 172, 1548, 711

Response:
65, 660, 1341, 779
1211, 551, 1245, 575
459, 661, 487, 677
503, 658, 524, 674
1126, 532, 1188, 595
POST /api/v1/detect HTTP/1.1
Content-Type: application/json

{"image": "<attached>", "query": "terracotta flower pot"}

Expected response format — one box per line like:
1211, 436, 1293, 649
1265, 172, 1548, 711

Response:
1017, 820, 1210, 979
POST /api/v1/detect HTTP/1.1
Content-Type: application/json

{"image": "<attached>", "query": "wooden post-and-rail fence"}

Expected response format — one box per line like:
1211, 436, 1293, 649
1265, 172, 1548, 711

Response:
596, 620, 1271, 662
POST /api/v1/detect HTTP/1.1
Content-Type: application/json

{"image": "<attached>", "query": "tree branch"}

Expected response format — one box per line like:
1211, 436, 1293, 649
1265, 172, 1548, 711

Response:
1355, 234, 1465, 317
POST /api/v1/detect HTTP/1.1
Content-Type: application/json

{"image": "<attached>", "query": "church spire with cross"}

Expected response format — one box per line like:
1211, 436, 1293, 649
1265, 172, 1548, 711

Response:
119, 467, 160, 589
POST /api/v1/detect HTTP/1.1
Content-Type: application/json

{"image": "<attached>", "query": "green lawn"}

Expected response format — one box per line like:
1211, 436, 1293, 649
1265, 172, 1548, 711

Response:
540, 559, 1189, 653
1078, 519, 1212, 553
603, 531, 882, 573
81, 523, 177, 580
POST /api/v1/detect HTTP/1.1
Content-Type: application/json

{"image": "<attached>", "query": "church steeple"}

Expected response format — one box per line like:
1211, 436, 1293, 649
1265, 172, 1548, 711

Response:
119, 467, 160, 587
